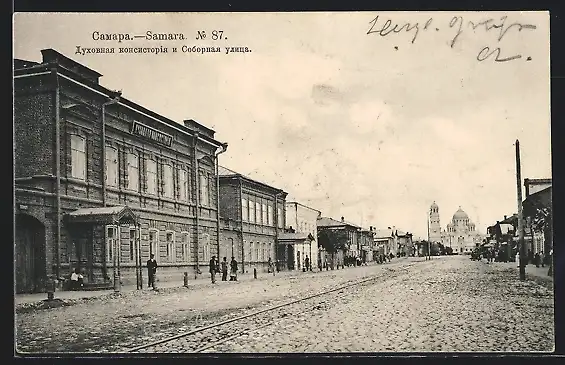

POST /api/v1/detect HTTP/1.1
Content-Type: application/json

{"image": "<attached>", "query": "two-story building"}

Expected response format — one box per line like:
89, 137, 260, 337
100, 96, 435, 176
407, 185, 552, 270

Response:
14, 49, 227, 293
218, 166, 287, 274
284, 201, 321, 271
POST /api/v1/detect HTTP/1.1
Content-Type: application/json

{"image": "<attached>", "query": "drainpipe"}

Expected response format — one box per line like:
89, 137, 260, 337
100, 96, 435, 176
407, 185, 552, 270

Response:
193, 133, 200, 277
52, 67, 61, 282
215, 143, 228, 261
101, 91, 121, 289
274, 190, 284, 271
238, 177, 245, 273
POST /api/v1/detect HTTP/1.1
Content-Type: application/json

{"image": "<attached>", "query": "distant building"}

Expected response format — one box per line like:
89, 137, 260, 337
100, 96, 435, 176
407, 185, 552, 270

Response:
373, 228, 395, 256
317, 216, 361, 267
429, 202, 483, 254
284, 202, 321, 271
218, 166, 287, 274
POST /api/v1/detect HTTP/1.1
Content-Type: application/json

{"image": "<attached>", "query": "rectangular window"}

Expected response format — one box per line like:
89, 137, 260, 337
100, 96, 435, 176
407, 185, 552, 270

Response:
262, 204, 267, 225
146, 159, 157, 195
256, 202, 261, 224
268, 206, 273, 226
262, 242, 266, 261
163, 164, 173, 198
200, 173, 209, 206
277, 208, 283, 228
127, 153, 139, 191
70, 135, 86, 180
200, 233, 210, 262
248, 241, 252, 262
105, 146, 118, 187
166, 231, 175, 262
106, 225, 117, 262
129, 228, 136, 261
179, 168, 189, 202
149, 230, 158, 259
181, 232, 190, 262
241, 198, 248, 221
249, 199, 255, 224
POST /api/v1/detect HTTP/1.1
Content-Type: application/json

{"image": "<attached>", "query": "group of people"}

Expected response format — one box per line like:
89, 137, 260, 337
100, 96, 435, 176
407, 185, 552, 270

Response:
208, 256, 240, 284
516, 249, 552, 268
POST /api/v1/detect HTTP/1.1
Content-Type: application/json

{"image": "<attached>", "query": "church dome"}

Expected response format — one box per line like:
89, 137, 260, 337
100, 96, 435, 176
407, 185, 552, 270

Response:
452, 207, 469, 220
431, 201, 438, 209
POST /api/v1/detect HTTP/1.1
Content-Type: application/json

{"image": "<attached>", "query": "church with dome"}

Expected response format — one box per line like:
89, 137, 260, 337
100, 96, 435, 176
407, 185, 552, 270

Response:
428, 202, 484, 254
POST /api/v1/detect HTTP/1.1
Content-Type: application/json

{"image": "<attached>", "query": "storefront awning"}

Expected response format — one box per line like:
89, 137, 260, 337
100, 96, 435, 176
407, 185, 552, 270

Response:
67, 206, 139, 225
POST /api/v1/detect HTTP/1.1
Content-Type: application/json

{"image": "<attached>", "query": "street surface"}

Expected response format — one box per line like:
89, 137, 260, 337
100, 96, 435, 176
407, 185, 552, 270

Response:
15, 256, 554, 353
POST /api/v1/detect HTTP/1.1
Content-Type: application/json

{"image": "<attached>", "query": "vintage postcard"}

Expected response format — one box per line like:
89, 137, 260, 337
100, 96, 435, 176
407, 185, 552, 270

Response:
13, 11, 553, 354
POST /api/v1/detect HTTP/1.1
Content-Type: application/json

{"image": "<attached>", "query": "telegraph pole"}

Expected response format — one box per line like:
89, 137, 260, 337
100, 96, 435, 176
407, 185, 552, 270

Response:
515, 140, 526, 280
427, 212, 431, 260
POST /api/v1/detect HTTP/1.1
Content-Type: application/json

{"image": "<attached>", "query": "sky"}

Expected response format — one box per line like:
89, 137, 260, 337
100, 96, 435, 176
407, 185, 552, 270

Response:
13, 12, 551, 239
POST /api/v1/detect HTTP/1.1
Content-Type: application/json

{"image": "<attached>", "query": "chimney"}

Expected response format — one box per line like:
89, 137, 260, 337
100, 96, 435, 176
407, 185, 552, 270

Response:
504, 215, 507, 220
341, 216, 344, 223
387, 226, 391, 229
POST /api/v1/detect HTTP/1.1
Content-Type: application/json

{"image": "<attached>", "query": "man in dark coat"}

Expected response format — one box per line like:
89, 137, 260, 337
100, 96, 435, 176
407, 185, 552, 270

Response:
230, 257, 238, 281
209, 255, 218, 284
146, 254, 157, 289
221, 257, 229, 281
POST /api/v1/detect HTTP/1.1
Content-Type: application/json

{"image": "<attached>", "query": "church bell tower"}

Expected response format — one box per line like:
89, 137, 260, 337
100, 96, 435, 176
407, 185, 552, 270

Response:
429, 201, 442, 243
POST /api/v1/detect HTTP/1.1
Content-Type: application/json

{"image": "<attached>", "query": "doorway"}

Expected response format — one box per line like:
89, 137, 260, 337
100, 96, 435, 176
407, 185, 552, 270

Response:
15, 214, 46, 293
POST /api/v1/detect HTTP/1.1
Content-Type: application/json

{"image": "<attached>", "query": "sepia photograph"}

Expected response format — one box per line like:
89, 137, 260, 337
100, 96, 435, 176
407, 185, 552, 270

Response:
13, 11, 554, 354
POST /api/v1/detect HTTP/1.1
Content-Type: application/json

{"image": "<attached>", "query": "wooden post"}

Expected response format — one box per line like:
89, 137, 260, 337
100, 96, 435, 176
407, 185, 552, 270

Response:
516, 140, 526, 280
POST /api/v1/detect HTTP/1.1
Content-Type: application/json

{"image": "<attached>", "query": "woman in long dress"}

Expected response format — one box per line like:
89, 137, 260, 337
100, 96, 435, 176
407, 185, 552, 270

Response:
515, 251, 520, 268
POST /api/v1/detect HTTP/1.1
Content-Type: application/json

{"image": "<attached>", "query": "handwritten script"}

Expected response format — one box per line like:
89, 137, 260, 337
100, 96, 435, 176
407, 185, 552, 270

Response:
367, 15, 537, 62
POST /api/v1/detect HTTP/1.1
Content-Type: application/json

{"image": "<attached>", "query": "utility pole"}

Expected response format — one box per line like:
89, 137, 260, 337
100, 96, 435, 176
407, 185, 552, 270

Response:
516, 140, 526, 280
426, 211, 430, 260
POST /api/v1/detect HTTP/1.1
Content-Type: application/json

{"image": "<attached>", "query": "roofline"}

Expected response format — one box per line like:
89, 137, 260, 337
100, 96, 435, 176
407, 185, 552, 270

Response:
219, 174, 287, 196
285, 201, 321, 214
14, 62, 225, 149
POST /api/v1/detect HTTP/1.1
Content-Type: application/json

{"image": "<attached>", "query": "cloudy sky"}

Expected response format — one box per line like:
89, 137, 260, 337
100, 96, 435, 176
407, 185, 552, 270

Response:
13, 12, 551, 238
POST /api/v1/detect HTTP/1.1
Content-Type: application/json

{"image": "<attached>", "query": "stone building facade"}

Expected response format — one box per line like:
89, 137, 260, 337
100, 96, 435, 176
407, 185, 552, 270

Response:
14, 49, 226, 293
218, 166, 287, 274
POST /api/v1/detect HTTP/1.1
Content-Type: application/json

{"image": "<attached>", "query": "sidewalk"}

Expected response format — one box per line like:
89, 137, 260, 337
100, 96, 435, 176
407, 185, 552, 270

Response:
14, 265, 343, 306
494, 261, 553, 281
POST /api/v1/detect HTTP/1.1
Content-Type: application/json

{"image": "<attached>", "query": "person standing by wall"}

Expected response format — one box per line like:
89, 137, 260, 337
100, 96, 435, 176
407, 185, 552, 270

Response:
230, 256, 238, 281
221, 257, 228, 281
146, 254, 158, 289
209, 255, 218, 284
304, 255, 310, 272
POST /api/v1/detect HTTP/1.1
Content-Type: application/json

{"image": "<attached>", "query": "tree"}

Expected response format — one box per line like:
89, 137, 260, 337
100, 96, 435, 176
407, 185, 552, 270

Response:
318, 228, 348, 269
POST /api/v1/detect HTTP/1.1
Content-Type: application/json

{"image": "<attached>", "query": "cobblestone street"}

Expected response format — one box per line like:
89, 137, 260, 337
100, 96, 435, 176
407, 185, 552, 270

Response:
16, 256, 554, 354
209, 256, 554, 353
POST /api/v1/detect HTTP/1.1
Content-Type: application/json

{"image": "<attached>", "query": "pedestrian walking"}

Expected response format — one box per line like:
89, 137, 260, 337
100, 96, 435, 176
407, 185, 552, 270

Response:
230, 256, 238, 281
515, 251, 520, 268
534, 252, 540, 268
540, 251, 545, 268
221, 257, 228, 281
209, 255, 218, 284
304, 255, 310, 272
